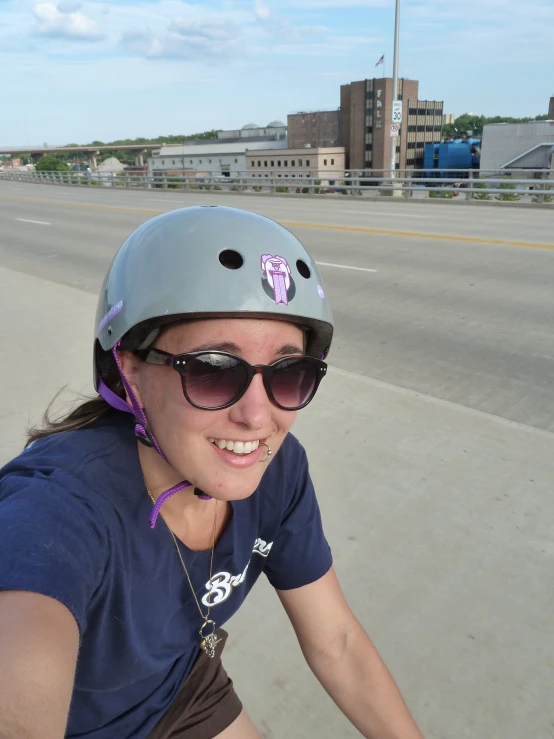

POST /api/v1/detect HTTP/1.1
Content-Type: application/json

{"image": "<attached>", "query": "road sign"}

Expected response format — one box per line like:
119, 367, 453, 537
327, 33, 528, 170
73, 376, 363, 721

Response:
390, 123, 399, 137
392, 100, 403, 124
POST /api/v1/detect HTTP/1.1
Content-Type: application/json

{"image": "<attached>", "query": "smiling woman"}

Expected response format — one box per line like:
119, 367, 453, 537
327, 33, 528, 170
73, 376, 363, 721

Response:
0, 206, 423, 739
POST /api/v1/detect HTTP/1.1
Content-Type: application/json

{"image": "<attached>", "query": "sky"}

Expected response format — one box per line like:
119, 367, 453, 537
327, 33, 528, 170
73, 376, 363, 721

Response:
0, 0, 552, 146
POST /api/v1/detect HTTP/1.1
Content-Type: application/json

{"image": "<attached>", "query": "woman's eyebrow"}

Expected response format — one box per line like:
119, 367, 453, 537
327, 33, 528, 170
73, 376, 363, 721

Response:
274, 344, 305, 357
184, 342, 304, 357
186, 342, 242, 354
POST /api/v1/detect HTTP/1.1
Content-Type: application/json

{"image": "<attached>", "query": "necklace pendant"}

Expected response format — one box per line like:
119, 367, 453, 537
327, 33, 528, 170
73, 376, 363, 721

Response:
199, 619, 220, 659
200, 632, 221, 659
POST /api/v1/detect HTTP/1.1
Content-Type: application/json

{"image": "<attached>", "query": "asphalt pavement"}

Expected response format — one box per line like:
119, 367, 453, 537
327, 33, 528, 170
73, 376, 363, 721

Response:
0, 181, 553, 738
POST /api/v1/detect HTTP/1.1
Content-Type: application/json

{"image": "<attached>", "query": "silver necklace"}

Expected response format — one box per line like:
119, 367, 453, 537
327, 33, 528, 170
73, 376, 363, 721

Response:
145, 483, 221, 659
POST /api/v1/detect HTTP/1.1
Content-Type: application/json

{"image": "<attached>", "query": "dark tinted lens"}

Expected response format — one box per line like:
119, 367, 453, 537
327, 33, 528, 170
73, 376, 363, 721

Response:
271, 358, 318, 409
185, 353, 248, 408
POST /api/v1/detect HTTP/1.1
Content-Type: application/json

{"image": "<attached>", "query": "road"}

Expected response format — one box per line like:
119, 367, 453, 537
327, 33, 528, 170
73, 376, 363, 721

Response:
1, 181, 553, 738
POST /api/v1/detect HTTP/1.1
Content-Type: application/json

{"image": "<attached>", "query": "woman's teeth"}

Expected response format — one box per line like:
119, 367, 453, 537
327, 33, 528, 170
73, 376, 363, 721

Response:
209, 439, 261, 455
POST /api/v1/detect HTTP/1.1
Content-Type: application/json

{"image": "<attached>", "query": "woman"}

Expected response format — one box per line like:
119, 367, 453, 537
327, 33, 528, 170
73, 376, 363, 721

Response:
0, 206, 423, 739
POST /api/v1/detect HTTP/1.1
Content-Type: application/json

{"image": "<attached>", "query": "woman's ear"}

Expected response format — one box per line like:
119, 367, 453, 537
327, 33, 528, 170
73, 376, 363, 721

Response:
117, 351, 145, 408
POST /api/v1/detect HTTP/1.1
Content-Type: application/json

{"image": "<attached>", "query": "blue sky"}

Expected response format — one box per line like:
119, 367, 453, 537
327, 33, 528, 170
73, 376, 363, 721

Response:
0, 0, 552, 146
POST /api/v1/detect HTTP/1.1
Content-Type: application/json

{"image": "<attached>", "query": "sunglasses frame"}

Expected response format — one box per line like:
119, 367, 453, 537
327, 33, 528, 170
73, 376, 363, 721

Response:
135, 348, 328, 411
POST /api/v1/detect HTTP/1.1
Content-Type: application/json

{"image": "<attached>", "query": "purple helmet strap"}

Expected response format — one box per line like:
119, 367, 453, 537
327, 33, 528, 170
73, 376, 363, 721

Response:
148, 480, 191, 529
98, 379, 134, 415
97, 343, 211, 528
110, 343, 166, 459
97, 382, 154, 451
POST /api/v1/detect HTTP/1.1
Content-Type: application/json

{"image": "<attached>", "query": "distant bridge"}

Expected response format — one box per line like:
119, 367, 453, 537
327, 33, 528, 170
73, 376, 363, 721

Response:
0, 144, 161, 168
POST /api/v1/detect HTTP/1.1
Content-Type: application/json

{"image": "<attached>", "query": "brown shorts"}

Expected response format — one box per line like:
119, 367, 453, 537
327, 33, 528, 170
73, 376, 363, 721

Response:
146, 630, 243, 739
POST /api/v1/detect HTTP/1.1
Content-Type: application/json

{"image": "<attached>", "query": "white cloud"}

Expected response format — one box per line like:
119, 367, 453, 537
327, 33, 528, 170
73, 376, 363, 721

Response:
252, 0, 316, 42
168, 17, 239, 42
121, 20, 242, 62
281, 0, 390, 6
57, 1, 82, 13
253, 0, 271, 22
117, 3, 251, 62
33, 2, 105, 41
404, 0, 554, 63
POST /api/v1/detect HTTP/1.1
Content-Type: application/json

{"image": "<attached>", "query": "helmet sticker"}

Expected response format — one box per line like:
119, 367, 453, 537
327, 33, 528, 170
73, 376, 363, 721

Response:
317, 285, 325, 299
261, 254, 295, 305
98, 300, 123, 333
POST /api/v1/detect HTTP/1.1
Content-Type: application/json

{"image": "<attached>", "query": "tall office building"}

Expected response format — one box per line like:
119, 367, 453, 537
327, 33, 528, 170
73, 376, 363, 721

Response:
340, 78, 443, 171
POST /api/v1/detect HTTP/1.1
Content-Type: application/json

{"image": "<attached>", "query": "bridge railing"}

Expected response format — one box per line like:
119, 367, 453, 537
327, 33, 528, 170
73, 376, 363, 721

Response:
1, 168, 552, 203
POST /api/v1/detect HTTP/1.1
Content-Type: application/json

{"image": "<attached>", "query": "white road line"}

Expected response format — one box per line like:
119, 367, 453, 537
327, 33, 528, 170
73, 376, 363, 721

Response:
144, 198, 183, 204
15, 218, 51, 225
338, 209, 427, 218
316, 261, 377, 273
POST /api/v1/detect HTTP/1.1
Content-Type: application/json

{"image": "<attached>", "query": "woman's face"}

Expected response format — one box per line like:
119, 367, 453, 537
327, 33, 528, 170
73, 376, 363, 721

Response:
122, 318, 305, 501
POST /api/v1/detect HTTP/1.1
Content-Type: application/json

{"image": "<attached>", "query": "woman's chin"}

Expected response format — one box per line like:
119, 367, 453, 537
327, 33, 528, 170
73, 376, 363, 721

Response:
197, 472, 263, 503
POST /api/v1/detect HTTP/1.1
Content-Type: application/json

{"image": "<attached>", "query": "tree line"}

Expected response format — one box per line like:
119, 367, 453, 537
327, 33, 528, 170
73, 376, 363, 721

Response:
2, 130, 221, 169
442, 113, 548, 138
3, 114, 551, 169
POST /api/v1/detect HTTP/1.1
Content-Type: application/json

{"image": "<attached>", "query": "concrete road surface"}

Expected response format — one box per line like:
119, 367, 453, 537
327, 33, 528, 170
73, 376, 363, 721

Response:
1, 182, 553, 739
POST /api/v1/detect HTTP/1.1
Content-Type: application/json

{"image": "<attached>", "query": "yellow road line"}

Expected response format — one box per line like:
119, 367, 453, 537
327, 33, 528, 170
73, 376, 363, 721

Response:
1, 194, 553, 251
0, 194, 162, 216
281, 220, 554, 251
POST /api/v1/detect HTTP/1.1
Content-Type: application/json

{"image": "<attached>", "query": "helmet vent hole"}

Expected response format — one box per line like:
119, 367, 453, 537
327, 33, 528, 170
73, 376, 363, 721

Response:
219, 250, 244, 270
296, 259, 311, 279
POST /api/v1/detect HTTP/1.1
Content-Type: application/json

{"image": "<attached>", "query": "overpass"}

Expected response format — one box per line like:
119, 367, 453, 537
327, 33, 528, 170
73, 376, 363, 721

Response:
0, 143, 161, 168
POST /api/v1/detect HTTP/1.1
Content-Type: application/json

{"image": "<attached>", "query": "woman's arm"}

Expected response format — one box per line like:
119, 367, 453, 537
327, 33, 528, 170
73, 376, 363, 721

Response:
277, 567, 424, 739
0, 590, 79, 739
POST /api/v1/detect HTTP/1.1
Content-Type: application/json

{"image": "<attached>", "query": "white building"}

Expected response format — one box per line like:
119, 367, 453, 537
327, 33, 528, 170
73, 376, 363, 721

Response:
149, 139, 289, 178
217, 124, 287, 140
480, 120, 554, 172
245, 147, 346, 185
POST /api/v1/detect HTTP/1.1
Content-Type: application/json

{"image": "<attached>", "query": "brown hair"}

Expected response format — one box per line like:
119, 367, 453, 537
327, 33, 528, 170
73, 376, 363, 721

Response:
25, 318, 169, 447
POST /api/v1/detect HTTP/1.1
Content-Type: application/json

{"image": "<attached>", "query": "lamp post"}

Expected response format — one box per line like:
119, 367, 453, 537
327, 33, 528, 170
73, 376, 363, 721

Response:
389, 0, 401, 181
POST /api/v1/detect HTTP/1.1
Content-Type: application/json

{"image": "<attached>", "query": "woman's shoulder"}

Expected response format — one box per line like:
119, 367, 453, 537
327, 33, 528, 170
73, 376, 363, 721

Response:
0, 410, 139, 512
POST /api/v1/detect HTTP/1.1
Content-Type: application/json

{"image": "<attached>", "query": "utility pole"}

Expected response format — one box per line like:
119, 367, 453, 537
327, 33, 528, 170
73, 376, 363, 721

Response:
389, 0, 401, 181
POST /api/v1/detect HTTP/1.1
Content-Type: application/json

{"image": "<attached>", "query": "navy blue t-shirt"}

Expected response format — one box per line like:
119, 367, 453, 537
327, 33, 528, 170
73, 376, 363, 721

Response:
0, 411, 332, 738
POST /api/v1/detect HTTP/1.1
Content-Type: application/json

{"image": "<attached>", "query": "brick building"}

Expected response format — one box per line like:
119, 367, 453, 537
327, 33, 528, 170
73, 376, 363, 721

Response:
340, 78, 443, 171
287, 110, 340, 149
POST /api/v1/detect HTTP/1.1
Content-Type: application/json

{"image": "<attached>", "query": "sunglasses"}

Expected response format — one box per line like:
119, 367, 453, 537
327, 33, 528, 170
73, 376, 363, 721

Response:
135, 348, 327, 411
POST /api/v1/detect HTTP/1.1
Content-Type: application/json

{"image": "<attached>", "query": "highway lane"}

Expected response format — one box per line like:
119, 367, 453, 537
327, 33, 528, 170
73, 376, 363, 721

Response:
1, 181, 553, 432
2, 179, 554, 243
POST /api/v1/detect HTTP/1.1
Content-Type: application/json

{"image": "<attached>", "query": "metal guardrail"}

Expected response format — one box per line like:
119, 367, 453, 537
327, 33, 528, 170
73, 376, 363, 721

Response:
1, 168, 552, 203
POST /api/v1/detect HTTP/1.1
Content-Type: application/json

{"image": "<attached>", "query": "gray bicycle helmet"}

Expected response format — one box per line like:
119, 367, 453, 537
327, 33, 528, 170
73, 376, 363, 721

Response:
95, 205, 333, 368
93, 206, 334, 526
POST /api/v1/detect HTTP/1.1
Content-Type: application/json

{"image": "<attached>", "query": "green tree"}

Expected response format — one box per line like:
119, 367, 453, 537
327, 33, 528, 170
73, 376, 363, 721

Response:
443, 112, 549, 139
35, 155, 70, 172
64, 130, 222, 148
473, 175, 492, 201
496, 181, 520, 202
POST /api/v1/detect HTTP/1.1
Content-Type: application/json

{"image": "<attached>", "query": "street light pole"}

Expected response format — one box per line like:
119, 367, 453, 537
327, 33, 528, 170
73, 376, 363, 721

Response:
389, 0, 401, 180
